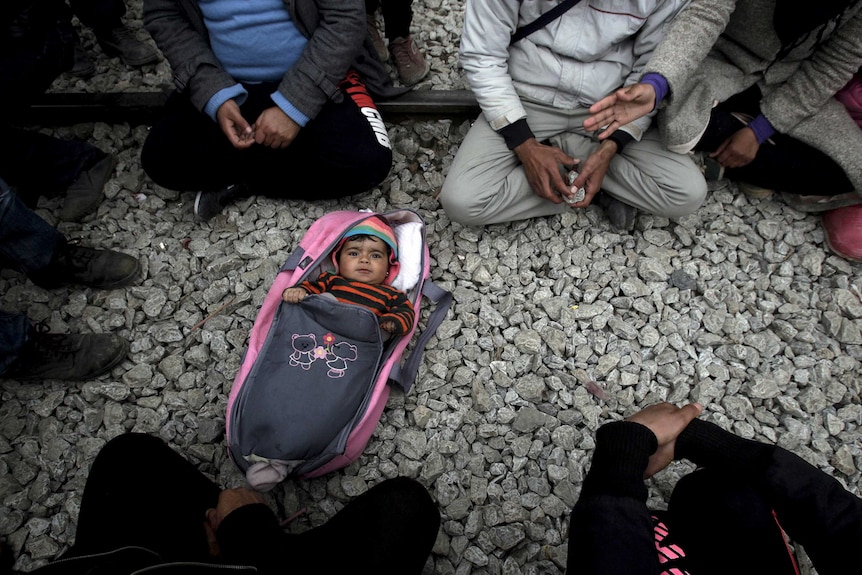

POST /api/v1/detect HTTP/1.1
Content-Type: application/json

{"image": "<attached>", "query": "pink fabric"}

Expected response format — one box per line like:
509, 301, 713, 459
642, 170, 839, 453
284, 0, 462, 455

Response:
836, 73, 862, 128
822, 204, 862, 262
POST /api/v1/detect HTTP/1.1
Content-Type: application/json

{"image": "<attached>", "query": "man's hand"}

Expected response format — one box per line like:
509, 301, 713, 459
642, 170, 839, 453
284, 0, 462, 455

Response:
584, 83, 656, 138
568, 140, 618, 208
216, 100, 255, 149
514, 138, 578, 204
627, 402, 703, 479
710, 127, 759, 168
254, 107, 300, 149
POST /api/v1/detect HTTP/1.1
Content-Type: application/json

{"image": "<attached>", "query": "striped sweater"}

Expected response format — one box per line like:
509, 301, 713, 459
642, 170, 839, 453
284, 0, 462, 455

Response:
300, 272, 415, 336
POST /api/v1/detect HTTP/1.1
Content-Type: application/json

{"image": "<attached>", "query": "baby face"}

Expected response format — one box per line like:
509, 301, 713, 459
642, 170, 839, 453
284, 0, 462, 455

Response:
337, 237, 390, 284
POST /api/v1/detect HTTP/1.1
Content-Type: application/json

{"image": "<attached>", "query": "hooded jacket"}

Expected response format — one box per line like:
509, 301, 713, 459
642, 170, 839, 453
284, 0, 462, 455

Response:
459, 0, 692, 144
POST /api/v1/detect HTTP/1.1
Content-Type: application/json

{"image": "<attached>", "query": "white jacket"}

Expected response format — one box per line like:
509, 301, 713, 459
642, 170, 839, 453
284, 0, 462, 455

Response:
460, 0, 691, 140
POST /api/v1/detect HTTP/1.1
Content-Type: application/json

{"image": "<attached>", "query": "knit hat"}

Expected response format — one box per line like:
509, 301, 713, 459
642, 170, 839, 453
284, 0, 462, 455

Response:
332, 216, 401, 284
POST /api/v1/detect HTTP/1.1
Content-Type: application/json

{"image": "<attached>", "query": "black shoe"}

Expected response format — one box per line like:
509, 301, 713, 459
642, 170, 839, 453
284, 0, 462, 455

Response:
31, 244, 141, 290
4, 329, 129, 381
70, 43, 96, 78
61, 153, 117, 222
97, 25, 160, 67
194, 183, 248, 223
596, 192, 637, 232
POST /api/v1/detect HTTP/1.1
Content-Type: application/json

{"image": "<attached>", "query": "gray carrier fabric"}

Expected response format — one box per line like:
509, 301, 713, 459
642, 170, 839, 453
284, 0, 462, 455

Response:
229, 294, 386, 476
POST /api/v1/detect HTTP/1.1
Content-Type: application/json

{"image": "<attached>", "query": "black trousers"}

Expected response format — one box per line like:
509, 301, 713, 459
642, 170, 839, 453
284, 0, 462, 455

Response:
141, 73, 393, 200
64, 433, 440, 573
366, 0, 414, 39
695, 86, 853, 196
661, 468, 799, 575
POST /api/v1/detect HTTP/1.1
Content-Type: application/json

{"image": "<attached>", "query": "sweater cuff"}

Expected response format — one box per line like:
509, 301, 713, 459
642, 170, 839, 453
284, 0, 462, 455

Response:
581, 421, 656, 501
217, 503, 283, 563
748, 114, 776, 145
675, 418, 774, 472
605, 130, 635, 154
498, 118, 534, 150
641, 73, 668, 108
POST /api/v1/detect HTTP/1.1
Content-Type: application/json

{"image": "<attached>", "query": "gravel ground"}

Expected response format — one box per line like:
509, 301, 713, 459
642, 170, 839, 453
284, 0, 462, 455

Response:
3, 1, 862, 574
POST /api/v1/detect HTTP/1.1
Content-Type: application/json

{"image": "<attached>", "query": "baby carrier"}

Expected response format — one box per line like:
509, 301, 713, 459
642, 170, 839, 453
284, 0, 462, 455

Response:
225, 209, 452, 490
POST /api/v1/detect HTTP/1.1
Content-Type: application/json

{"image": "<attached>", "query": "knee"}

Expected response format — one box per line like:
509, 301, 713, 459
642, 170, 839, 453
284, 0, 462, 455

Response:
663, 172, 708, 219
438, 178, 490, 226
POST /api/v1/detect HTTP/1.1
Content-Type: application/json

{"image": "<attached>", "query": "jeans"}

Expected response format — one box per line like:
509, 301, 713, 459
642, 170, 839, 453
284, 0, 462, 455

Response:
0, 177, 65, 375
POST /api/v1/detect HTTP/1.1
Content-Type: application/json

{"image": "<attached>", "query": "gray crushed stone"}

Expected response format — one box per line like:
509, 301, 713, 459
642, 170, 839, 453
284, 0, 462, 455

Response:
2, 1, 861, 574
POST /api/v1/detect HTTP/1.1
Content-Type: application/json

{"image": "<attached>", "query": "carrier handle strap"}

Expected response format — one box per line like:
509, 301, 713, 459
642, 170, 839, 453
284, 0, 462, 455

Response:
510, 0, 583, 45
389, 281, 453, 393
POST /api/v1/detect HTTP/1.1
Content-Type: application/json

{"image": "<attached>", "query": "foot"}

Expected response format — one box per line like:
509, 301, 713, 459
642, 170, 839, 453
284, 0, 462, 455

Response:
70, 43, 96, 78
822, 205, 862, 262
96, 25, 160, 67
30, 244, 141, 290
4, 330, 129, 381
596, 192, 637, 232
780, 191, 862, 213
61, 153, 117, 222
737, 181, 775, 200
389, 35, 430, 86
194, 183, 248, 223
367, 14, 388, 62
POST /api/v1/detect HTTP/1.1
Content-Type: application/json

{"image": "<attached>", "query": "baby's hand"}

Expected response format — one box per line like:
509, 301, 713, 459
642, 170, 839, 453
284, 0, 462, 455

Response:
380, 321, 396, 333
282, 288, 307, 303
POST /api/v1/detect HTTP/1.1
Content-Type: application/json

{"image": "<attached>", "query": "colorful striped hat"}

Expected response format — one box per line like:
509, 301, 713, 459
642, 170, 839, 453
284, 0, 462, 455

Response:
332, 215, 401, 284
343, 216, 399, 260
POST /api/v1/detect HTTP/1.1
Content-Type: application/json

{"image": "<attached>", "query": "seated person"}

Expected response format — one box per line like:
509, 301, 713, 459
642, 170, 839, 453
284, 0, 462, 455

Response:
438, 0, 707, 231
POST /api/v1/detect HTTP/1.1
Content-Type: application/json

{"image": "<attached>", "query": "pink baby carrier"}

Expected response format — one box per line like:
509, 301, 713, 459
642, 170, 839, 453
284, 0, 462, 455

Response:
225, 209, 452, 490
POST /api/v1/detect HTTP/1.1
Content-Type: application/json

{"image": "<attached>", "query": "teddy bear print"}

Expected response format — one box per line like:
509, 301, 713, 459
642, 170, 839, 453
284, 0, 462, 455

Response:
325, 341, 358, 378
289, 333, 317, 370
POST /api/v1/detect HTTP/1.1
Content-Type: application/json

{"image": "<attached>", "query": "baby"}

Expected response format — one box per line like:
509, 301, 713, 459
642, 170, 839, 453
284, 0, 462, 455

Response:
282, 216, 415, 335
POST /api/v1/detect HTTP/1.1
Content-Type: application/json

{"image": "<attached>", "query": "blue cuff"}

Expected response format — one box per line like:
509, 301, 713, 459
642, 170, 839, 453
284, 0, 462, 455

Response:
748, 114, 776, 145
204, 85, 248, 122
641, 73, 668, 109
271, 91, 310, 127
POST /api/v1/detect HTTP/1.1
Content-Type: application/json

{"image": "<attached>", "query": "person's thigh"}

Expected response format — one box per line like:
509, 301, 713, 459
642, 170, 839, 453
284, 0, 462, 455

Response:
68, 433, 221, 561
603, 129, 707, 217
0, 179, 65, 276
290, 477, 440, 575
141, 93, 242, 192
667, 469, 799, 575
439, 107, 574, 226
249, 75, 394, 200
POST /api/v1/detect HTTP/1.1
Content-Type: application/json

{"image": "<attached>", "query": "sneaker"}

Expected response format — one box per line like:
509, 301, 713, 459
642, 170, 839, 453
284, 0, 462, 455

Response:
822, 205, 862, 262
96, 25, 160, 67
389, 35, 430, 86
70, 43, 96, 78
737, 181, 775, 200
194, 183, 248, 223
4, 329, 129, 381
367, 14, 388, 62
31, 244, 141, 290
780, 191, 862, 213
596, 192, 637, 231
61, 153, 117, 222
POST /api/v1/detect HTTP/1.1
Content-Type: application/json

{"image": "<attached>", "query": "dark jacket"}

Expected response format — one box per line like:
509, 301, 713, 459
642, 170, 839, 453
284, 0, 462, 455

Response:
142, 0, 405, 123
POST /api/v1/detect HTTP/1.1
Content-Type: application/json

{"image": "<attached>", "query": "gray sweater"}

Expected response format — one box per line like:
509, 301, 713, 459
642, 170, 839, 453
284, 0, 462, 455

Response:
645, 0, 862, 193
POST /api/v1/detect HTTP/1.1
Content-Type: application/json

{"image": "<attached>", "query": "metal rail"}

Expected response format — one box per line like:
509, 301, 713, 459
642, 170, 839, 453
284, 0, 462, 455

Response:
25, 88, 480, 125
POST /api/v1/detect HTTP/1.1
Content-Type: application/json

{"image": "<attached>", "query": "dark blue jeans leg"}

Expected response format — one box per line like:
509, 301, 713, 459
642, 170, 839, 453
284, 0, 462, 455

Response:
0, 177, 65, 277
0, 311, 31, 376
